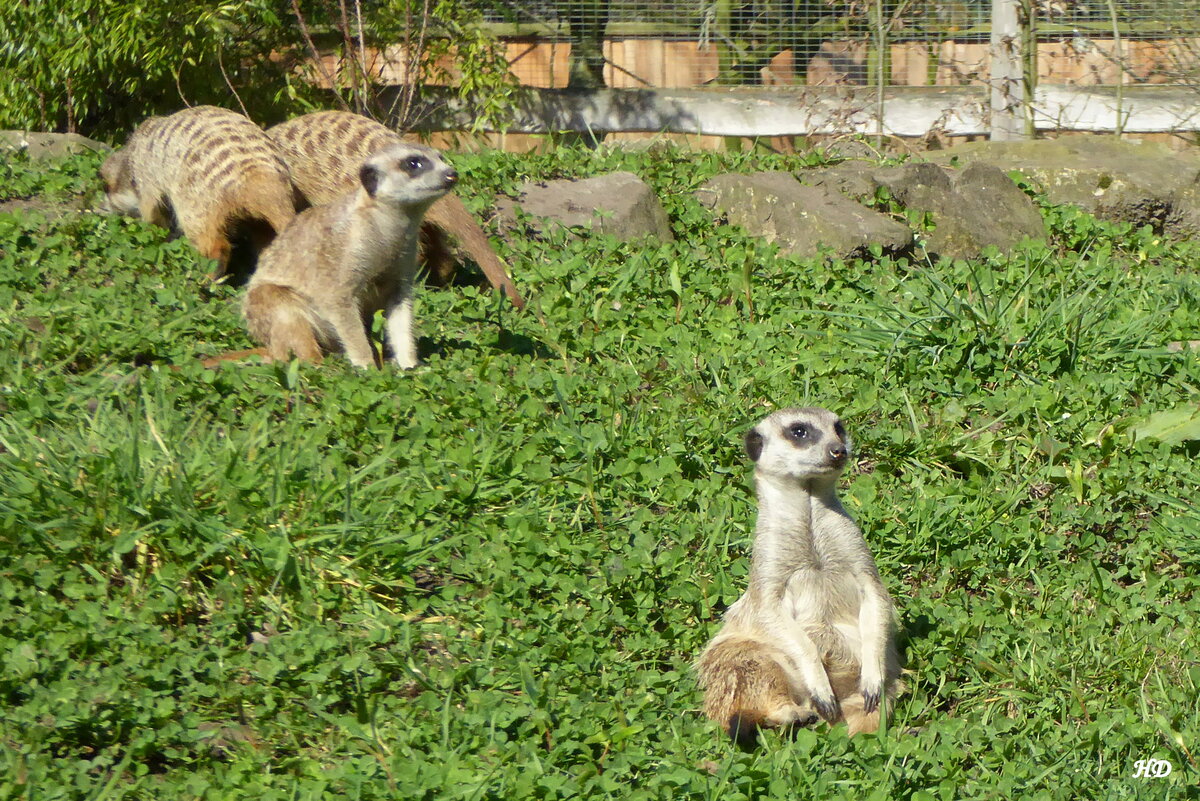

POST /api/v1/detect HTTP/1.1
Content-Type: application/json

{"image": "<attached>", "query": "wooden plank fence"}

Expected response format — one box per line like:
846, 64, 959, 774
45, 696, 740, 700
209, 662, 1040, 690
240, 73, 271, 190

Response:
318, 25, 1200, 140
338, 36, 1198, 90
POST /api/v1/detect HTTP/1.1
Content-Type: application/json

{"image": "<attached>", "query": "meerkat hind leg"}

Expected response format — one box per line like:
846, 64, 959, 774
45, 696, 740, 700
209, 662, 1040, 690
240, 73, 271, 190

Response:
827, 664, 886, 736
418, 222, 456, 286
223, 217, 282, 286
186, 224, 233, 279
700, 638, 818, 748
320, 303, 376, 369
840, 694, 881, 736
265, 315, 323, 363
244, 284, 324, 363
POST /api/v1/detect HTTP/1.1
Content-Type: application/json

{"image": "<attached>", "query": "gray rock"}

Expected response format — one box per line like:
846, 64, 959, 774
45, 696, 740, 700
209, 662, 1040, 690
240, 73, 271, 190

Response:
802, 160, 1045, 260
0, 131, 110, 159
495, 171, 673, 242
798, 161, 881, 202
873, 162, 955, 199
696, 171, 913, 260
925, 137, 1200, 237
1168, 182, 1200, 237
884, 162, 1045, 260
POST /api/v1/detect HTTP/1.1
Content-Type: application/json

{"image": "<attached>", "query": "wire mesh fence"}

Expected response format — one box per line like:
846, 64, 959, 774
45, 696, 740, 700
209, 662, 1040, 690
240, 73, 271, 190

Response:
469, 0, 1200, 91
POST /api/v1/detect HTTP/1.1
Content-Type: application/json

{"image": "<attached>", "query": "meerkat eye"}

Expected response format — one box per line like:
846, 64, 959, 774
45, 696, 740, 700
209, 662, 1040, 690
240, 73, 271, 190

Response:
404, 156, 426, 173
787, 422, 810, 442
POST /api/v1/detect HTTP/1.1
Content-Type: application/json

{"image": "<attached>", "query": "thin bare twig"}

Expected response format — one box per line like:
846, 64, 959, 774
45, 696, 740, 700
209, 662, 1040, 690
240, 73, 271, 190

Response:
217, 43, 251, 118
386, 0, 434, 131
335, 0, 364, 111
289, 0, 350, 111
355, 0, 369, 100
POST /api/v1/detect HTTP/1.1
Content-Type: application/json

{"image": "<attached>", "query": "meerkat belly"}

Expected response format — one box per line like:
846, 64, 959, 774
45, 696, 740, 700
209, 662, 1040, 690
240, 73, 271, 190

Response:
352, 219, 415, 280
784, 569, 864, 659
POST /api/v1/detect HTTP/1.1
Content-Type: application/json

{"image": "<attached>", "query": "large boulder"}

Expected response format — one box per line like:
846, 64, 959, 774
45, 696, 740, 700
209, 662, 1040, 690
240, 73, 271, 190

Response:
695, 171, 913, 260
0, 131, 109, 159
799, 161, 1046, 260
494, 171, 674, 242
925, 137, 1200, 237
878, 162, 1046, 260
797, 161, 881, 202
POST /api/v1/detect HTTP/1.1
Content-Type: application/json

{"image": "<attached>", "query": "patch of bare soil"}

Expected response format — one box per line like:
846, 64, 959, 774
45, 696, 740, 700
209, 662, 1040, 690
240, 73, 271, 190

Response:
0, 195, 90, 218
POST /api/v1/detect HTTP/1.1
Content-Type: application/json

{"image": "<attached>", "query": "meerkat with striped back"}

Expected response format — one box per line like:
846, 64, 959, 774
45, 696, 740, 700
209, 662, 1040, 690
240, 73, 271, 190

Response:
266, 111, 524, 309
697, 407, 901, 746
99, 106, 297, 280
242, 142, 457, 369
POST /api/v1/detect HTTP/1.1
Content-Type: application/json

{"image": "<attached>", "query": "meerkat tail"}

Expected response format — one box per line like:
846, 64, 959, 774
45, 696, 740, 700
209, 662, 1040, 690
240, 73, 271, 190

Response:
199, 348, 272, 368
243, 284, 324, 363
424, 195, 526, 310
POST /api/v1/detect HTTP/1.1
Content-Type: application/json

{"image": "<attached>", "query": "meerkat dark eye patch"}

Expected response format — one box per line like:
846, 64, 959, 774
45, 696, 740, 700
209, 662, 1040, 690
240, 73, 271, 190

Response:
744, 429, 764, 462
403, 155, 427, 174
786, 422, 811, 444
359, 163, 380, 197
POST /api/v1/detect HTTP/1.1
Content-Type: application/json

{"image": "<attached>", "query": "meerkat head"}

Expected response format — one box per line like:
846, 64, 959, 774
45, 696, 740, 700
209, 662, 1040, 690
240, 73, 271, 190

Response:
99, 116, 166, 215
744, 407, 852, 482
357, 143, 458, 209
99, 148, 139, 215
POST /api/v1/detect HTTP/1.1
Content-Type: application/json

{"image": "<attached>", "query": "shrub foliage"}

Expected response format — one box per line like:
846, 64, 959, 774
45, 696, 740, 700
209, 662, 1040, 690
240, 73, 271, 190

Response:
0, 0, 513, 137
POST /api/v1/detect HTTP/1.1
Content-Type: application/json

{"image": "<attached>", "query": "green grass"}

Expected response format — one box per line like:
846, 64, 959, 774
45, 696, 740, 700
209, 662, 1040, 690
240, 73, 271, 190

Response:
1, 145, 1198, 800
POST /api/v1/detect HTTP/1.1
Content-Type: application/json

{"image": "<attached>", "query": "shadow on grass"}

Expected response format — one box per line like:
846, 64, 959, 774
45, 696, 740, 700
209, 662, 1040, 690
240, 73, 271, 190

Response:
416, 330, 553, 362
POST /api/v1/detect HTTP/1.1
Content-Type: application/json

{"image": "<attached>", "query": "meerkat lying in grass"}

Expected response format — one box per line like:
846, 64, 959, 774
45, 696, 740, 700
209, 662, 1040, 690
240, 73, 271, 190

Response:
241, 142, 457, 369
266, 110, 524, 309
99, 105, 296, 280
697, 407, 901, 746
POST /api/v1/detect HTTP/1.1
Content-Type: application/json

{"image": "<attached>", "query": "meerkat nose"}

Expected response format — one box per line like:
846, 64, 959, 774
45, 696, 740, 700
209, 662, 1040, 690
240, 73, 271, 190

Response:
829, 445, 847, 460
443, 170, 459, 186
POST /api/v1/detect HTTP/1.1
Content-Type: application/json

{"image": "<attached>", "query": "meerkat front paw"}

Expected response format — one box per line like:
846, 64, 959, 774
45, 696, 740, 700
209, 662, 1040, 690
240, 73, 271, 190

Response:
812, 691, 841, 722
859, 662, 885, 714
860, 669, 886, 714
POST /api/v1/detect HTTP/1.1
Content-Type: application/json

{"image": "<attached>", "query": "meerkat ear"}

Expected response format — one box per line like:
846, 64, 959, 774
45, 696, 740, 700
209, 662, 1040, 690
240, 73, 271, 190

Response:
744, 429, 764, 462
359, 163, 380, 197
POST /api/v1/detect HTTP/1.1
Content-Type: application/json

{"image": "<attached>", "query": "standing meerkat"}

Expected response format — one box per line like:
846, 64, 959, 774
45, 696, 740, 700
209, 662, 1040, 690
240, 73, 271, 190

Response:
697, 407, 901, 746
242, 142, 457, 369
100, 106, 297, 280
265, 111, 524, 309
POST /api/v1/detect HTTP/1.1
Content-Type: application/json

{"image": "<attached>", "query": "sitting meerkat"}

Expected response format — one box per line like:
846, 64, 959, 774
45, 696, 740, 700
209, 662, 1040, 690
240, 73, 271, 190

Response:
242, 142, 457, 369
99, 106, 297, 280
266, 111, 524, 309
697, 407, 901, 746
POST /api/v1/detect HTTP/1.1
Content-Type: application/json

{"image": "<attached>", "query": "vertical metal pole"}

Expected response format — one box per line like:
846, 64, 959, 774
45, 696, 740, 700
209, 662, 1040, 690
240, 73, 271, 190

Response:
871, 0, 887, 146
990, 0, 1026, 140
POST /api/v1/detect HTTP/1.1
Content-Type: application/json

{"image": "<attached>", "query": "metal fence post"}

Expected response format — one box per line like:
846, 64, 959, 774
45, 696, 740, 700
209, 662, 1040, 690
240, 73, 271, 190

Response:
990, 0, 1027, 140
